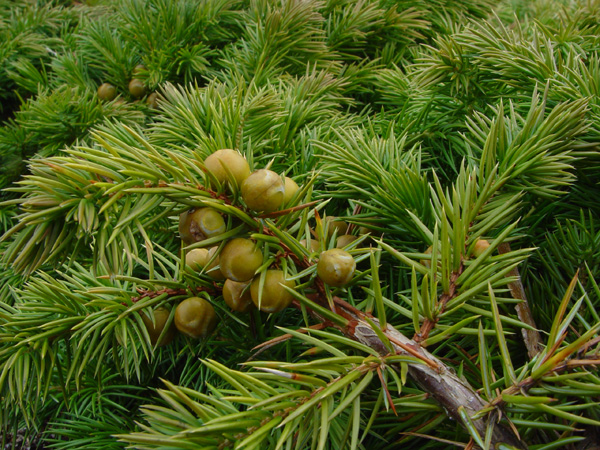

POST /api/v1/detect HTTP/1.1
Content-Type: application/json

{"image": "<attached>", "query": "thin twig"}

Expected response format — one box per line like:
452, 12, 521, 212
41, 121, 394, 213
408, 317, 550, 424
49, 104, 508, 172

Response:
497, 243, 543, 358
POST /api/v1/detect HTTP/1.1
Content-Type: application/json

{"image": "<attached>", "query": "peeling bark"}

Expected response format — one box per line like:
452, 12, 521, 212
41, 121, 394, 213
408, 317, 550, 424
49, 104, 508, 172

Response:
344, 314, 527, 449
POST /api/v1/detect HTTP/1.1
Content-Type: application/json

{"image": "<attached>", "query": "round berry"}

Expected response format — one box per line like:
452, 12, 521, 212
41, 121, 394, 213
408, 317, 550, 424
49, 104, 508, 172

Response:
324, 217, 348, 238
219, 238, 263, 282
129, 79, 147, 98
336, 234, 358, 248
241, 169, 284, 213
223, 279, 253, 312
250, 270, 295, 313
179, 208, 226, 244
146, 92, 158, 109
204, 149, 250, 187
174, 297, 217, 339
185, 247, 225, 280
189, 208, 226, 241
317, 249, 356, 287
141, 307, 176, 347
98, 83, 117, 101
133, 64, 145, 76
283, 177, 300, 204
472, 239, 490, 257
300, 239, 320, 253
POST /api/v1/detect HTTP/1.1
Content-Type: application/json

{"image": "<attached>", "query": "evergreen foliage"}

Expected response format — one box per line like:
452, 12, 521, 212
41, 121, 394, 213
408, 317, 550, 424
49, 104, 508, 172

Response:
1, 0, 600, 449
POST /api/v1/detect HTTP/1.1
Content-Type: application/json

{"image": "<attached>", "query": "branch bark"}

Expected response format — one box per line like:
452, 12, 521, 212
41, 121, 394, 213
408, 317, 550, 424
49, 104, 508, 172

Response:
336, 308, 528, 449
497, 243, 543, 359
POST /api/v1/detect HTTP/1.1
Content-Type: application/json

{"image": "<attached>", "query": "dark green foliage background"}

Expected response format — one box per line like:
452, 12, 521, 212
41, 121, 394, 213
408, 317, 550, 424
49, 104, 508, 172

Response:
1, 0, 599, 449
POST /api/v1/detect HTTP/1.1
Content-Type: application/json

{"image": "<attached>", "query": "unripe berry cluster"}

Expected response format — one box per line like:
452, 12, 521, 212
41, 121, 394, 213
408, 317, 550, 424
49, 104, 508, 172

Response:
97, 64, 158, 108
144, 149, 359, 347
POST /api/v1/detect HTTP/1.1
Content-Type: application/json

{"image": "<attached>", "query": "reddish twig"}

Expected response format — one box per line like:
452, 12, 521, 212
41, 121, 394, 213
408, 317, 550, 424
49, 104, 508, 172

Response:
131, 285, 216, 303
414, 268, 463, 344
497, 243, 543, 358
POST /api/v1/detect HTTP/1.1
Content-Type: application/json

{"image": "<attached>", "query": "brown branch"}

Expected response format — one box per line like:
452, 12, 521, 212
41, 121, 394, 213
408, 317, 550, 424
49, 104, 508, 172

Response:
304, 303, 527, 449
386, 334, 440, 370
497, 243, 543, 359
361, 318, 527, 449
